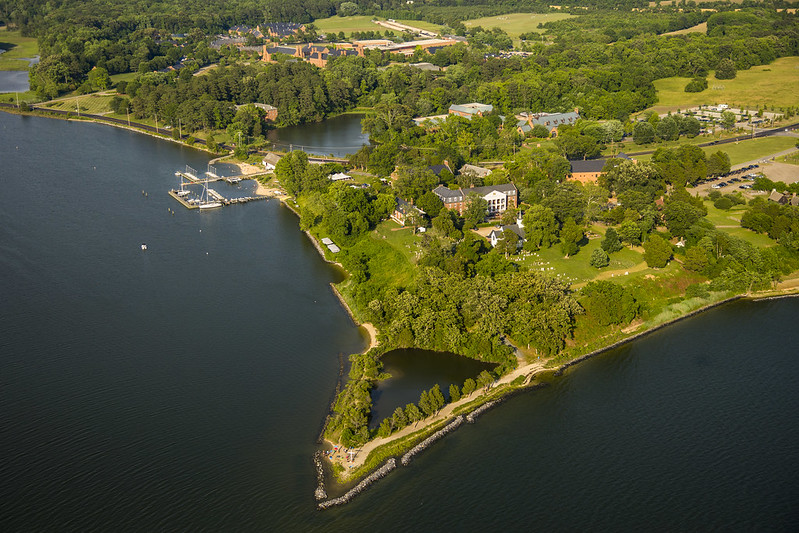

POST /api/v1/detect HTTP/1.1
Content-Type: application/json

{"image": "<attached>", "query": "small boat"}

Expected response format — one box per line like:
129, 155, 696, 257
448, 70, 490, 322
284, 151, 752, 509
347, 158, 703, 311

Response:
199, 201, 222, 210
141, 244, 148, 250
176, 189, 191, 197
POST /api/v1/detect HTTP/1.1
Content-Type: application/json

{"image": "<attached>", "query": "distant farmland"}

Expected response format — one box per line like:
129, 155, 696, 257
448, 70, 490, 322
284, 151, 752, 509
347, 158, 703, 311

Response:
462, 13, 576, 39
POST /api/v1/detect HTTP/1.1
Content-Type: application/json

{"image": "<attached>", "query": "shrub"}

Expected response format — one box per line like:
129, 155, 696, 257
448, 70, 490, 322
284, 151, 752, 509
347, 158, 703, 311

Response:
714, 197, 734, 210
685, 77, 708, 93
590, 248, 610, 268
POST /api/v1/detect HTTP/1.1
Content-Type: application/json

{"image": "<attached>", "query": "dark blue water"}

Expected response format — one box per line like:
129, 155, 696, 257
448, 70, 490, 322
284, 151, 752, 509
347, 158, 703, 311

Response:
1, 112, 798, 531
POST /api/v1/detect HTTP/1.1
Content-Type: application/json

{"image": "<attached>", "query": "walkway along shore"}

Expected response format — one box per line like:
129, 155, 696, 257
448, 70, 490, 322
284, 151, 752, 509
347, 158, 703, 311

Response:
314, 288, 799, 509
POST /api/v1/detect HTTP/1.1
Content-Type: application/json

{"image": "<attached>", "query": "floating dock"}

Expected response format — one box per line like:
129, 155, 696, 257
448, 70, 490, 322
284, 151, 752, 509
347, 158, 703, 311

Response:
168, 189, 267, 210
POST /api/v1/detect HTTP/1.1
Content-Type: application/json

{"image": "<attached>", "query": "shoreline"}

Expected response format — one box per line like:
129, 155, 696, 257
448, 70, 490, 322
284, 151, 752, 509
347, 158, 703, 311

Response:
315, 287, 799, 508
8, 104, 799, 507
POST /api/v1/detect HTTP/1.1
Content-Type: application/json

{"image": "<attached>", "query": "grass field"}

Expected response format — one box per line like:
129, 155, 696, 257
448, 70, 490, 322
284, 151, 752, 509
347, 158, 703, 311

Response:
0, 28, 38, 70
652, 56, 799, 110
109, 72, 140, 84
43, 94, 115, 115
313, 16, 443, 37
513, 229, 645, 286
663, 22, 707, 36
701, 200, 777, 247
634, 135, 799, 165
462, 13, 575, 38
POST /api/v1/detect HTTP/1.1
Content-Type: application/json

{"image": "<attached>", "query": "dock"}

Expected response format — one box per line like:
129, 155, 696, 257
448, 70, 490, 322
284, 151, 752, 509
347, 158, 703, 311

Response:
168, 189, 267, 210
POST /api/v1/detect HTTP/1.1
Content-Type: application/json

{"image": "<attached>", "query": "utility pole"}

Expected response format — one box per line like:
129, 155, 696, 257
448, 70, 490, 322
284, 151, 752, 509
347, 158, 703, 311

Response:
76, 96, 80, 117
155, 113, 158, 134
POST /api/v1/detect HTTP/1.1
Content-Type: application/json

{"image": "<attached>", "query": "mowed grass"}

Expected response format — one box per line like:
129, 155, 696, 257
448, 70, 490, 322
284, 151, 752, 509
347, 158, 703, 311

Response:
463, 13, 575, 38
652, 56, 799, 110
702, 200, 776, 247
513, 232, 645, 285
43, 94, 115, 115
0, 28, 39, 70
635, 136, 799, 166
314, 16, 384, 35
313, 16, 443, 37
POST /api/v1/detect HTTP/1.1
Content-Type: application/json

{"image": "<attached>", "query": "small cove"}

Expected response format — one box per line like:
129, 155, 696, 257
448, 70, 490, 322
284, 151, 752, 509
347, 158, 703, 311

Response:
370, 349, 497, 427
266, 113, 370, 157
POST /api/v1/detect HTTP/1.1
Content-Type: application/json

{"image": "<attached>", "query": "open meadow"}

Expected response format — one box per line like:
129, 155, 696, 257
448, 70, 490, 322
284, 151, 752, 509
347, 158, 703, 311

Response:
634, 135, 798, 166
313, 16, 443, 37
42, 94, 116, 115
0, 28, 38, 70
462, 13, 575, 38
651, 56, 799, 111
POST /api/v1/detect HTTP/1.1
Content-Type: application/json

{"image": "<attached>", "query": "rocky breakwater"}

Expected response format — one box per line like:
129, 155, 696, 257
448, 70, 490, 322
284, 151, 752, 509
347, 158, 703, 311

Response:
465, 400, 500, 423
313, 451, 327, 501
401, 416, 464, 466
317, 458, 397, 510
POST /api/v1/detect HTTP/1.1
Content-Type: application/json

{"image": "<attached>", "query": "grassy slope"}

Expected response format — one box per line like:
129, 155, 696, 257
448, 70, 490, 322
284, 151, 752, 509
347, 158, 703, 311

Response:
652, 56, 799, 111
462, 13, 576, 38
0, 28, 38, 70
700, 200, 777, 247
313, 16, 443, 37
42, 94, 116, 115
634, 135, 798, 165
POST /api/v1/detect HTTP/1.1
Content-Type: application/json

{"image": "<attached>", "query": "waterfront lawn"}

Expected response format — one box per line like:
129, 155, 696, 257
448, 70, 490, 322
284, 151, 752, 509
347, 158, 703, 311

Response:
651, 56, 799, 110
0, 28, 38, 70
43, 94, 115, 115
343, 222, 418, 290
462, 13, 576, 38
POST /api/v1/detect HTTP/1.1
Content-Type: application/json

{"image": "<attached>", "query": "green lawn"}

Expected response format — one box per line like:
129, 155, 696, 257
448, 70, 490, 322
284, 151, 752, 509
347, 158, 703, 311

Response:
313, 16, 380, 36
513, 233, 645, 286
702, 200, 777, 247
313, 16, 443, 38
462, 13, 576, 38
0, 28, 38, 70
651, 56, 799, 110
634, 135, 798, 165
43, 94, 116, 115
109, 71, 140, 84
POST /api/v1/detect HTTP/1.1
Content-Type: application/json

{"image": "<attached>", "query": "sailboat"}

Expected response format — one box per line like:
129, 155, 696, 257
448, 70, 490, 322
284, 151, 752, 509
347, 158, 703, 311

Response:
199, 175, 222, 210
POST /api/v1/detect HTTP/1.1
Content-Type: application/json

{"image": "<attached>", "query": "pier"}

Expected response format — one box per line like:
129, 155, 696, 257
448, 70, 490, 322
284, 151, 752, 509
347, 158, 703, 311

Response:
168, 163, 268, 210
168, 189, 267, 210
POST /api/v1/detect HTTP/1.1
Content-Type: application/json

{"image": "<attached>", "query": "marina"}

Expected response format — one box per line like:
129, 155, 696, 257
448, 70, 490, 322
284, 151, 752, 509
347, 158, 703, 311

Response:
169, 163, 268, 210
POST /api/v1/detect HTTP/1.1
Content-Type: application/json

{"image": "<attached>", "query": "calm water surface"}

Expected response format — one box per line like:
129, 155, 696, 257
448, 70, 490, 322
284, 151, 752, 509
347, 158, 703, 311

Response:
0, 70, 29, 92
371, 349, 497, 426
1, 113, 797, 531
266, 113, 369, 157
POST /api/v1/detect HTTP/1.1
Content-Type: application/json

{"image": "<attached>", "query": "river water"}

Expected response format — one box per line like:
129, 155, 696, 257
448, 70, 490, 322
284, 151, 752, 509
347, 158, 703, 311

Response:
1, 113, 797, 531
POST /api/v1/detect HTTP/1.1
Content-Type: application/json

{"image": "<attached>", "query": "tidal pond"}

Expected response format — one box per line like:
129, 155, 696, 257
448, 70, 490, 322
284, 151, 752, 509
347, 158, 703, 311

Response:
370, 348, 497, 426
